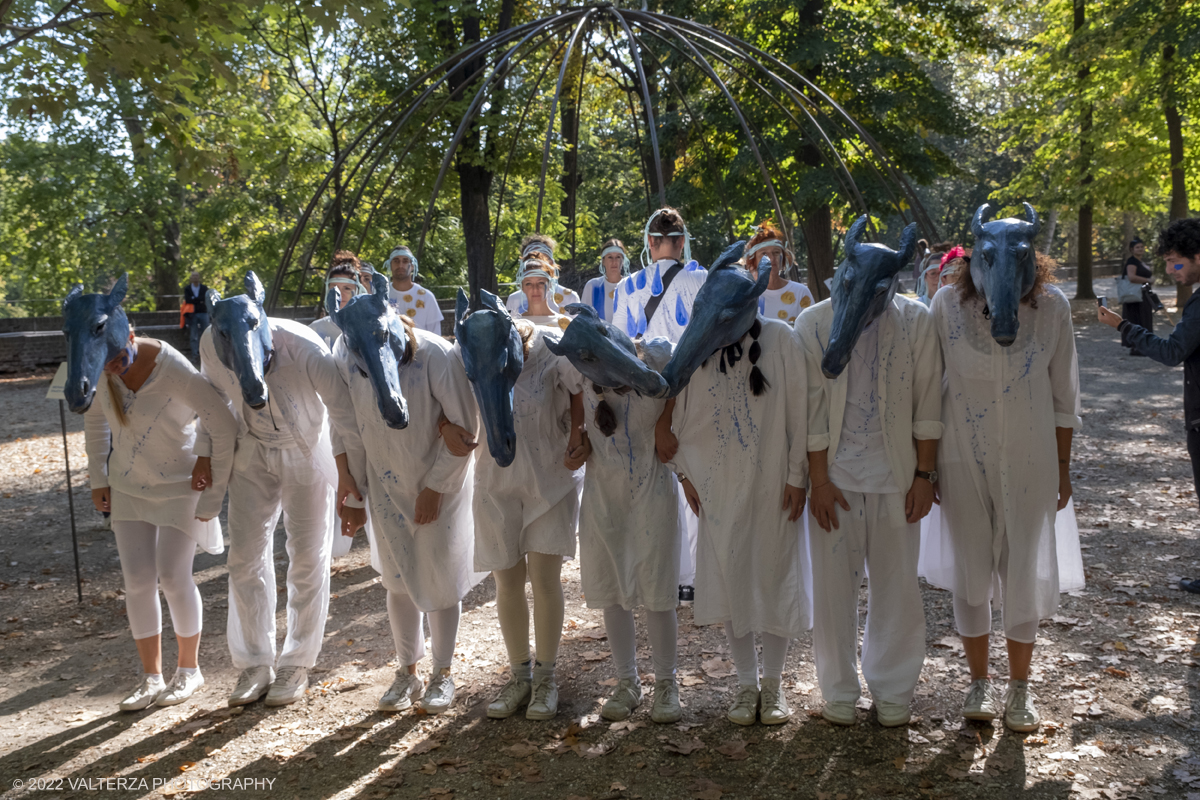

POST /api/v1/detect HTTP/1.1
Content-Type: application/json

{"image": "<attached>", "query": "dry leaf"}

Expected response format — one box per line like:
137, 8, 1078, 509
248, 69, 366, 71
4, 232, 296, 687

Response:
501, 742, 539, 759
681, 674, 706, 687
664, 736, 705, 755
692, 778, 724, 800
598, 677, 619, 687
715, 738, 750, 761
409, 739, 443, 755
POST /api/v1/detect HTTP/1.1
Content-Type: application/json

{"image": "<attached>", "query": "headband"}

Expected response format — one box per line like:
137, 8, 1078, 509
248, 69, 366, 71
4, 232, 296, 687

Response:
599, 245, 631, 277
746, 239, 787, 259
641, 209, 691, 267
388, 246, 419, 279
522, 242, 555, 260
518, 260, 556, 286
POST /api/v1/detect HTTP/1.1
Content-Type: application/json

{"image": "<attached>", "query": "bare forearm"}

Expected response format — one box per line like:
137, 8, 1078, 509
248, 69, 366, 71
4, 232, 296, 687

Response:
1055, 427, 1072, 469
808, 449, 830, 486
916, 438, 937, 472
569, 392, 585, 430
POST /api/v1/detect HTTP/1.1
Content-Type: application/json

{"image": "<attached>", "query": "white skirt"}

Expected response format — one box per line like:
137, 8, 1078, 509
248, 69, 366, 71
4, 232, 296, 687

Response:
110, 487, 223, 555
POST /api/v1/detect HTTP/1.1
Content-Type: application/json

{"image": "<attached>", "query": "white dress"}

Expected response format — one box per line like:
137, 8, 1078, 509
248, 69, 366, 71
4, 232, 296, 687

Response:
759, 281, 814, 326
578, 342, 682, 612
614, 259, 708, 343
669, 320, 811, 639
462, 329, 585, 571
388, 283, 445, 335
506, 287, 582, 316
309, 316, 341, 350
85, 342, 237, 554
921, 285, 1085, 626
332, 330, 483, 610
581, 276, 623, 321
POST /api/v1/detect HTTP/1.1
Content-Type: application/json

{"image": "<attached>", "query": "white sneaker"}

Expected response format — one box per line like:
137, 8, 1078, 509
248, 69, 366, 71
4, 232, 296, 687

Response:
601, 677, 643, 721
420, 670, 455, 714
487, 678, 531, 719
379, 672, 424, 712
119, 674, 165, 712
759, 677, 791, 725
727, 685, 760, 726
1003, 679, 1040, 732
264, 666, 308, 707
228, 666, 275, 707
876, 700, 911, 728
650, 678, 682, 724
155, 669, 205, 707
962, 678, 1000, 721
822, 700, 857, 726
525, 674, 559, 721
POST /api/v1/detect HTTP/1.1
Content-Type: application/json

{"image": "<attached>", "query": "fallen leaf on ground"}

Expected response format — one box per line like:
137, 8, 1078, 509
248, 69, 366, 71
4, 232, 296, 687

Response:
701, 658, 736, 678
715, 738, 750, 760
664, 737, 705, 755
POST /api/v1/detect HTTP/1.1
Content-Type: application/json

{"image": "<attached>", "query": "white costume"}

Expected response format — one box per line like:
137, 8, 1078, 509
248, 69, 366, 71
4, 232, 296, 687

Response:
578, 342, 681, 612
85, 343, 237, 641
669, 320, 810, 639
505, 286, 582, 317
922, 285, 1084, 640
759, 281, 814, 326
797, 296, 942, 706
198, 320, 360, 670
521, 313, 571, 332
465, 328, 585, 571
614, 259, 708, 343
388, 283, 444, 335
309, 316, 340, 350
581, 276, 623, 322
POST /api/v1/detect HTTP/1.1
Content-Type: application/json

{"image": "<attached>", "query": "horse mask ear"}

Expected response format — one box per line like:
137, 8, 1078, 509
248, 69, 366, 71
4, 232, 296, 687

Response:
455, 288, 469, 326
245, 271, 267, 307
542, 333, 567, 357
107, 273, 129, 309
370, 271, 390, 304
896, 223, 919, 269
62, 284, 83, 315
971, 204, 995, 241
205, 289, 222, 310
325, 288, 343, 330
844, 215, 869, 264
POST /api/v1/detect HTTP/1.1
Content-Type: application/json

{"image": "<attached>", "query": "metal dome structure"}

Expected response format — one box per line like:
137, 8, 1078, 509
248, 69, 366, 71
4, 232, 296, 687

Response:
268, 3, 940, 312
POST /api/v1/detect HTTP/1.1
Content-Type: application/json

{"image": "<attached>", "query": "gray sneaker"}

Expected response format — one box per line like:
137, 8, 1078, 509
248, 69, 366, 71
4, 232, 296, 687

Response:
650, 678, 682, 724
1003, 679, 1040, 732
486, 677, 531, 719
155, 669, 205, 707
118, 674, 165, 712
420, 670, 455, 715
600, 677, 642, 721
525, 674, 559, 721
228, 666, 275, 707
759, 677, 791, 725
265, 666, 308, 707
727, 685, 760, 726
379, 672, 423, 712
962, 678, 1000, 721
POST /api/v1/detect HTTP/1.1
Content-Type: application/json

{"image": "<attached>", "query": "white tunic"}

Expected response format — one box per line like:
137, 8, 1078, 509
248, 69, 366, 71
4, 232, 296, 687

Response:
520, 313, 572, 333
670, 320, 810, 639
505, 286, 582, 316
462, 329, 585, 571
85, 342, 237, 554
759, 281, 814, 326
332, 330, 483, 610
614, 260, 708, 343
922, 285, 1084, 625
581, 276, 622, 321
309, 316, 341, 350
388, 283, 444, 335
578, 343, 682, 612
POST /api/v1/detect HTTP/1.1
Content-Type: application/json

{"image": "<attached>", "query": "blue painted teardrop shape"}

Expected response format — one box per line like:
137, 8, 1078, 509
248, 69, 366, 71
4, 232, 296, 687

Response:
651, 263, 664, 295
685, 259, 701, 272
623, 307, 638, 338
675, 295, 689, 327
758, 297, 766, 315
591, 284, 605, 319
635, 269, 647, 291
624, 276, 635, 294
636, 303, 647, 336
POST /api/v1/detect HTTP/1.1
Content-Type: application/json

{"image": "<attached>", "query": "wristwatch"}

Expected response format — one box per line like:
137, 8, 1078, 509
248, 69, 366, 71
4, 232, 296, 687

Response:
915, 468, 938, 484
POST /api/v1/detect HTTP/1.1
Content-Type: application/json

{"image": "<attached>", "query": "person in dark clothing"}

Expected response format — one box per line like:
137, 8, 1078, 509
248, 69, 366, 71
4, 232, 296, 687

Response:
1122, 238, 1155, 355
182, 272, 210, 360
1099, 218, 1200, 591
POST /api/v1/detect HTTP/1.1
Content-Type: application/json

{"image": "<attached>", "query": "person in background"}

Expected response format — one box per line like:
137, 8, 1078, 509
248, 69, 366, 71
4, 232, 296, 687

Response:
582, 239, 630, 321
183, 272, 210, 361
938, 248, 969, 291
506, 235, 583, 316
1122, 237, 1155, 356
386, 246, 444, 336
746, 222, 814, 326
310, 259, 367, 350
1099, 218, 1200, 531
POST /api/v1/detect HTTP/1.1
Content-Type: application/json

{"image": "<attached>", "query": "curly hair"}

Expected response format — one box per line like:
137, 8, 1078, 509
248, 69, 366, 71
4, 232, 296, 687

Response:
1157, 218, 1200, 260
746, 221, 794, 266
957, 252, 1058, 308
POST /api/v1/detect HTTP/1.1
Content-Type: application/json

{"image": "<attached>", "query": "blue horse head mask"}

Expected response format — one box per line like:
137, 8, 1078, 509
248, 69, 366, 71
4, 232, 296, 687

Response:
970, 203, 1041, 346
455, 288, 523, 468
822, 216, 917, 378
208, 271, 274, 409
61, 274, 130, 413
327, 271, 411, 429
660, 241, 771, 398
543, 303, 668, 397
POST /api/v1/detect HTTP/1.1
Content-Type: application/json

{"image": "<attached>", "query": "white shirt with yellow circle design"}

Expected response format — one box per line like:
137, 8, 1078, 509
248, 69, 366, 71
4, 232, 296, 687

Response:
388, 283, 445, 336
758, 281, 814, 325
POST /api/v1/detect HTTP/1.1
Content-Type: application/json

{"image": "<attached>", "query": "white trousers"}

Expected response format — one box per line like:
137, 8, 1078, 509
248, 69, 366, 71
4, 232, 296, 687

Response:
113, 521, 202, 640
809, 490, 925, 706
677, 485, 698, 587
387, 590, 461, 671
226, 440, 334, 670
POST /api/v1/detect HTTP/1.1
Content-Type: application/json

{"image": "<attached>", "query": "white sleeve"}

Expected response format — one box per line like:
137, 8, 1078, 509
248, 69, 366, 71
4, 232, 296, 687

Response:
796, 315, 830, 454
783, 327, 809, 488
1049, 296, 1084, 429
177, 364, 239, 520
424, 346, 481, 494
84, 399, 112, 491
910, 305, 945, 440
193, 328, 237, 458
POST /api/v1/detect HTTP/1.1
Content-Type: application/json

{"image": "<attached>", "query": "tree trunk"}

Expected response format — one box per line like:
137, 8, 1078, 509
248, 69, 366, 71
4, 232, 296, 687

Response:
1163, 36, 1191, 307
1074, 0, 1095, 300
800, 205, 835, 301
1042, 208, 1059, 256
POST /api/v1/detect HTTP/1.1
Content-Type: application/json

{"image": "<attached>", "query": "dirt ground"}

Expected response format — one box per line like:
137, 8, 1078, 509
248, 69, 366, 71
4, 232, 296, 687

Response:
1, 291, 1198, 800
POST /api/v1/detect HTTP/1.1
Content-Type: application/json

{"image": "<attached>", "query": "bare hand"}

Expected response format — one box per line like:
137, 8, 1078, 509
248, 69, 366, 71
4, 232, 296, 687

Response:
905, 477, 935, 523
1098, 305, 1123, 329
1058, 467, 1073, 511
655, 419, 679, 464
190, 456, 212, 491
564, 426, 591, 470
341, 506, 366, 537
414, 487, 443, 525
337, 475, 363, 513
810, 480, 849, 532
680, 477, 701, 516
440, 419, 478, 457
92, 487, 110, 513
783, 484, 806, 522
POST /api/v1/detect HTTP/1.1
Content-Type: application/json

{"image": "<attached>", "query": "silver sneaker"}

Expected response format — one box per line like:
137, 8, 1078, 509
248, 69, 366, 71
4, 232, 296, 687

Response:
486, 677, 531, 719
379, 672, 424, 712
600, 677, 643, 721
962, 678, 1000, 721
228, 666, 275, 707
264, 666, 308, 707
525, 674, 559, 721
1003, 679, 1040, 732
727, 685, 760, 726
759, 677, 791, 725
420, 670, 455, 715
155, 669, 205, 707
650, 678, 682, 724
119, 674, 165, 712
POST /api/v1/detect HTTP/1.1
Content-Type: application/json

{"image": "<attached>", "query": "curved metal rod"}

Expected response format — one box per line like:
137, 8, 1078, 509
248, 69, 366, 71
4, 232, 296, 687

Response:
535, 9, 595, 232
607, 8, 665, 208
597, 26, 652, 218
417, 11, 587, 264
568, 27, 588, 267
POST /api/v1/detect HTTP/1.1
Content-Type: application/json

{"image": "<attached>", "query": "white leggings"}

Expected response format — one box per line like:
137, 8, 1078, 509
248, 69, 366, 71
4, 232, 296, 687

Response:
386, 591, 460, 671
113, 521, 202, 640
493, 552, 564, 674
952, 595, 1038, 644
725, 623, 790, 687
603, 606, 678, 681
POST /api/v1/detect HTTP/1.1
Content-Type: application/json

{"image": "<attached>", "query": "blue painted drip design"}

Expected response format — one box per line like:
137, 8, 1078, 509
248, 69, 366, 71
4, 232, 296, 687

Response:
758, 297, 766, 315
635, 269, 647, 291
675, 294, 689, 327
685, 259, 700, 272
651, 263, 664, 295
624, 276, 635, 295
591, 284, 606, 319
